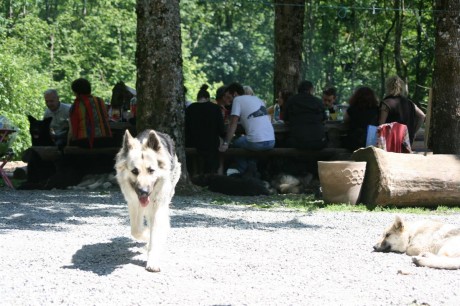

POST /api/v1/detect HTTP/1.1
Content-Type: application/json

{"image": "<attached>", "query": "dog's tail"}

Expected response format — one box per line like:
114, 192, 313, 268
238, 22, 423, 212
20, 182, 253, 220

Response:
412, 254, 460, 270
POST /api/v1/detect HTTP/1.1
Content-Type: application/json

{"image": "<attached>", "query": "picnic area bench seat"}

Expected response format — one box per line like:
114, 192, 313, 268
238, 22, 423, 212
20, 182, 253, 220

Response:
185, 147, 352, 176
30, 146, 121, 162
185, 147, 351, 159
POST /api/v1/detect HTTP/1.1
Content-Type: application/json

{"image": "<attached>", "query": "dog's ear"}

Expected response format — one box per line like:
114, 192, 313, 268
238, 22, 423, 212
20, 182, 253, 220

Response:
28, 115, 37, 123
121, 129, 135, 152
145, 130, 161, 152
43, 117, 53, 125
393, 216, 404, 231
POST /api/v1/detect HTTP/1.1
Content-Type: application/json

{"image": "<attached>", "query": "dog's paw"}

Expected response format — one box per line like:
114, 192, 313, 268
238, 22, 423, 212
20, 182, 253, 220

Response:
418, 252, 435, 258
131, 228, 150, 242
412, 252, 436, 267
412, 256, 423, 266
145, 264, 161, 273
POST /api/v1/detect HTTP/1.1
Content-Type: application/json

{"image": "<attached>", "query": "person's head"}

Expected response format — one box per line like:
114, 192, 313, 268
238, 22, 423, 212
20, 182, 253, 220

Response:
224, 82, 245, 101
297, 80, 314, 95
385, 75, 407, 97
71, 78, 92, 95
44, 89, 60, 112
348, 86, 379, 108
243, 85, 254, 96
215, 85, 228, 105
196, 84, 210, 102
322, 87, 337, 109
277, 89, 293, 107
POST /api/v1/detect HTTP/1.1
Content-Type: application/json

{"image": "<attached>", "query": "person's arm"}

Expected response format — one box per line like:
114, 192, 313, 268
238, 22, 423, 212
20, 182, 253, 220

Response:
379, 102, 390, 125
413, 104, 426, 134
219, 115, 239, 152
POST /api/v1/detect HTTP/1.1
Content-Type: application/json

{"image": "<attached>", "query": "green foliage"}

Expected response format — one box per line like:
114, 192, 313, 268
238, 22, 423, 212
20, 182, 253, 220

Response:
0, 0, 436, 156
180, 0, 274, 101
0, 50, 49, 155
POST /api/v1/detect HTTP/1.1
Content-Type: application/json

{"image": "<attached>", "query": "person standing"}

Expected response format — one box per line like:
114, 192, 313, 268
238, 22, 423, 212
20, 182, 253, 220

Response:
219, 82, 275, 176
284, 80, 327, 150
43, 89, 71, 146
185, 84, 226, 174
379, 75, 425, 144
69, 78, 113, 148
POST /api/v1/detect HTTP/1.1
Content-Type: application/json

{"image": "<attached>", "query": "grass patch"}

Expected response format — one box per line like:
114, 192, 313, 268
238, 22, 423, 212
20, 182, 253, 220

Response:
209, 193, 460, 214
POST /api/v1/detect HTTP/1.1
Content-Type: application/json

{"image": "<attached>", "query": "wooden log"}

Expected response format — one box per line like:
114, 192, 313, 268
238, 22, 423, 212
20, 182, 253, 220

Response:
351, 146, 460, 207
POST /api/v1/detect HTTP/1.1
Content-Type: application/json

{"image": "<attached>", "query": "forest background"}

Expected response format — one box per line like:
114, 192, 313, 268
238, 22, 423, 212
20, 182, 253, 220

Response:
0, 0, 434, 154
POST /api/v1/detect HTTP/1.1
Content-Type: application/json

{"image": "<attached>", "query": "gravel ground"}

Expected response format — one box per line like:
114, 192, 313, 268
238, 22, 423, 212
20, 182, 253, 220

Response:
0, 187, 459, 306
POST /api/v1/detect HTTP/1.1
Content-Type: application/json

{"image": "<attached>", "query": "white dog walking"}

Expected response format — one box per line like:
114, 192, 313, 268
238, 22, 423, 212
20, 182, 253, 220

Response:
115, 129, 181, 272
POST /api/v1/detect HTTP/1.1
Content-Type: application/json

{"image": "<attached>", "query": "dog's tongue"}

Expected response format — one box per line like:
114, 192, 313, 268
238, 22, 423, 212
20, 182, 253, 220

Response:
139, 195, 150, 207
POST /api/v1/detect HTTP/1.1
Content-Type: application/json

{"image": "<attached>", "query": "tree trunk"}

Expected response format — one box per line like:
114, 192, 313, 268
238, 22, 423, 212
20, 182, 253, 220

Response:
378, 20, 396, 98
136, 0, 189, 182
273, 0, 305, 103
431, 0, 460, 154
394, 0, 407, 80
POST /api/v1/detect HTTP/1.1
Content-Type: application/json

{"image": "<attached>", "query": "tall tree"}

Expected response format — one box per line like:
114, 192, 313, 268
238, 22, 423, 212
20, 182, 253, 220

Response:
136, 0, 188, 180
273, 0, 305, 100
431, 0, 460, 154
393, 0, 407, 80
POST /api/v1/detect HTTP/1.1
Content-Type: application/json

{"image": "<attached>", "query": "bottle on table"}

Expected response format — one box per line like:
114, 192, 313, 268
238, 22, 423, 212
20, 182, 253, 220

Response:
273, 103, 280, 122
337, 107, 344, 121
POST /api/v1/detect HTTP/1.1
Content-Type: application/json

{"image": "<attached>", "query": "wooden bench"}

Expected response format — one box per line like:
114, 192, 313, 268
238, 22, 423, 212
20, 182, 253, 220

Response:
30, 146, 121, 162
185, 147, 352, 175
30, 146, 352, 178
186, 147, 350, 159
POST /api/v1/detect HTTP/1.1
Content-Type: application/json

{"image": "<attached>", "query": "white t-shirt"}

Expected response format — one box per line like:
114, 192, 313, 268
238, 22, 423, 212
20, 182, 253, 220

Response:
231, 95, 274, 142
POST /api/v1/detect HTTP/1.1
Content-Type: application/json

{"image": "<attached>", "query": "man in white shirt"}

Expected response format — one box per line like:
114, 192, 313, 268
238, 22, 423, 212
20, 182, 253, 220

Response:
219, 82, 275, 175
43, 89, 71, 146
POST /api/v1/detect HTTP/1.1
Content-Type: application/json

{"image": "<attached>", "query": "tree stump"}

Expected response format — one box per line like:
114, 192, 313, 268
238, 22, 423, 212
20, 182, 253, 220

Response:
351, 147, 460, 207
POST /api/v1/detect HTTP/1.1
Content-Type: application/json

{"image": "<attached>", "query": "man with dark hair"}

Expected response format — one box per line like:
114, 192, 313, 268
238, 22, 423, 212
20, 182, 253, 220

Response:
284, 80, 327, 150
69, 78, 113, 148
220, 82, 275, 175
322, 86, 337, 115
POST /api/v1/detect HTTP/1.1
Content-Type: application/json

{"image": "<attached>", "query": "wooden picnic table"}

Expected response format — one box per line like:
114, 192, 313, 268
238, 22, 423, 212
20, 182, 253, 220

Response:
0, 129, 17, 188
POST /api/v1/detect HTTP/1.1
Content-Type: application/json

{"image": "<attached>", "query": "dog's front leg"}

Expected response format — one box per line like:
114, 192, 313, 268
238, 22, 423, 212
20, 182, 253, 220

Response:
145, 204, 170, 272
128, 203, 149, 241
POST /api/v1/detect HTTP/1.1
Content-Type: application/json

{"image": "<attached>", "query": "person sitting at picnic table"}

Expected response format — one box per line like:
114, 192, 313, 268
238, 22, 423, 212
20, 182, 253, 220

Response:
43, 89, 71, 147
68, 78, 114, 148
284, 80, 327, 150
267, 89, 293, 122
379, 75, 425, 145
185, 84, 226, 174
219, 82, 275, 177
322, 86, 338, 118
214, 85, 232, 125
343, 86, 380, 151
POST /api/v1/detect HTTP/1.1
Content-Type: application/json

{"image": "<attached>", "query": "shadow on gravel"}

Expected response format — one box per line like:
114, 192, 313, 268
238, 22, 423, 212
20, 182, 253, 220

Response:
62, 237, 145, 276
171, 203, 322, 231
0, 191, 126, 233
